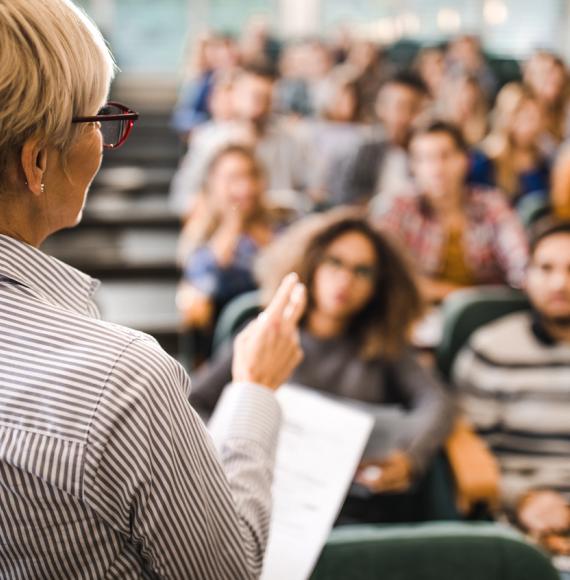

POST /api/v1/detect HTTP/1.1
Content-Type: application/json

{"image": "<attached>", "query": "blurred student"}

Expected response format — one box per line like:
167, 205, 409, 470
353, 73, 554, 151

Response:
453, 219, 570, 554
414, 46, 446, 101
375, 121, 529, 304
472, 83, 550, 205
303, 77, 368, 204
438, 72, 489, 146
340, 72, 429, 205
170, 64, 311, 216
191, 209, 453, 523
445, 34, 497, 100
524, 50, 570, 155
335, 40, 393, 123
171, 32, 240, 139
176, 145, 285, 331
274, 41, 314, 117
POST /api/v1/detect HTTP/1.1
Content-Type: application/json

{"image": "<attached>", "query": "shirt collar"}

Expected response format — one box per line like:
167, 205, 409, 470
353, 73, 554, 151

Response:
530, 308, 558, 346
0, 234, 100, 314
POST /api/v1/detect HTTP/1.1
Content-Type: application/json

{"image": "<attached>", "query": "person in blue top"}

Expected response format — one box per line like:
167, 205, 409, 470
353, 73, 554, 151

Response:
176, 144, 287, 332
469, 83, 550, 207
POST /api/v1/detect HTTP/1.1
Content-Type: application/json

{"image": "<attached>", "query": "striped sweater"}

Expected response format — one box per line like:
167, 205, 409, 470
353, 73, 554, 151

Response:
453, 311, 570, 505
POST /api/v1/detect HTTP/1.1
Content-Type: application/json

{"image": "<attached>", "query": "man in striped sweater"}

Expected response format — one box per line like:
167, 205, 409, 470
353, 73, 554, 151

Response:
453, 219, 570, 545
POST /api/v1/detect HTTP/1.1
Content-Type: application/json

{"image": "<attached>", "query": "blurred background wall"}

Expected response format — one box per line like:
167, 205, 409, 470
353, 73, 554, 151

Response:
79, 0, 570, 74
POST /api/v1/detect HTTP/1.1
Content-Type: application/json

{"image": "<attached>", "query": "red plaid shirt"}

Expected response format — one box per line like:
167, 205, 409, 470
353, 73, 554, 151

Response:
375, 187, 529, 287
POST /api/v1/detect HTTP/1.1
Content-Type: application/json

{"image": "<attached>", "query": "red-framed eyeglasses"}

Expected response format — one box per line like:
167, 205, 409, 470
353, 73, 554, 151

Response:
72, 101, 139, 149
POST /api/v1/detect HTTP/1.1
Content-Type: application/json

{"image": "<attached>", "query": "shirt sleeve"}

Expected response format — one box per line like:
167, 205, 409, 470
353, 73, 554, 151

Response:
184, 245, 220, 297
190, 340, 235, 419
83, 335, 281, 580
388, 350, 455, 475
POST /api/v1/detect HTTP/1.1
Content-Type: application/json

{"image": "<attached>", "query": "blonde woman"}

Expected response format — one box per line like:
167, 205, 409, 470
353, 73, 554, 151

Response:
473, 83, 550, 205
0, 1, 305, 577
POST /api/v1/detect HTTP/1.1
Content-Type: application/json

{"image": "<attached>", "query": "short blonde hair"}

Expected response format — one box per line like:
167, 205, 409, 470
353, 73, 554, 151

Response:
0, 0, 115, 186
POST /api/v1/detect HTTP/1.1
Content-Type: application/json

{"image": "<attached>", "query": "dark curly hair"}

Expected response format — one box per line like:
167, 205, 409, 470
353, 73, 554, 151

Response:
255, 208, 424, 360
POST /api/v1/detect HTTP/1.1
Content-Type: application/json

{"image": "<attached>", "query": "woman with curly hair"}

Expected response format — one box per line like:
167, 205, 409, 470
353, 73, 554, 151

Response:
192, 208, 454, 523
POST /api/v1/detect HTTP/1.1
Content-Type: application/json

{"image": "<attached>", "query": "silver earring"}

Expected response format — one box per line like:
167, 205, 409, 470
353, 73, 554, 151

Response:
40, 183, 45, 194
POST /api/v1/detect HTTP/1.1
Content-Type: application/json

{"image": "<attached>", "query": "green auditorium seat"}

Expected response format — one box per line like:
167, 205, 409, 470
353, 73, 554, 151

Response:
212, 290, 262, 352
436, 287, 530, 381
310, 522, 559, 580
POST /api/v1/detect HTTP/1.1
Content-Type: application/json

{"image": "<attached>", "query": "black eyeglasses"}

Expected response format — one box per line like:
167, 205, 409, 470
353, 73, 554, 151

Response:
72, 101, 139, 149
321, 255, 377, 281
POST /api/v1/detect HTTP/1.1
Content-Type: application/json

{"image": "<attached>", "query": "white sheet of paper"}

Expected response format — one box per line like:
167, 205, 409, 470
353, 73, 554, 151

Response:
260, 385, 374, 580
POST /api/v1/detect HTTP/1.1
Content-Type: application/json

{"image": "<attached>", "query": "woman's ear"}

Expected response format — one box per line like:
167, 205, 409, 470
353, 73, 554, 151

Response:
21, 136, 48, 196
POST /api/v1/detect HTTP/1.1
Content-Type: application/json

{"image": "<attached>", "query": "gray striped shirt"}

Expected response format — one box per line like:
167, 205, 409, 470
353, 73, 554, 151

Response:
0, 234, 281, 579
453, 311, 570, 505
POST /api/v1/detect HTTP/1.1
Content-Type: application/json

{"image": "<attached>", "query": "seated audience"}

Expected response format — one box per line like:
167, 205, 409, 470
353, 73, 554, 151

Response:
472, 83, 550, 205
191, 209, 454, 523
340, 72, 429, 205
453, 219, 570, 554
374, 121, 529, 304
169, 64, 311, 216
176, 145, 285, 331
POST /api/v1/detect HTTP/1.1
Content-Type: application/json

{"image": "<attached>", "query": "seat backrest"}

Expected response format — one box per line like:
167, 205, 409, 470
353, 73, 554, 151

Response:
436, 287, 530, 381
310, 522, 559, 580
211, 290, 262, 354
515, 194, 551, 228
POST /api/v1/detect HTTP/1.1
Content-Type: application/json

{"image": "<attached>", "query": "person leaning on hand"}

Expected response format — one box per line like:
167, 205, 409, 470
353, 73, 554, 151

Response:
0, 1, 305, 578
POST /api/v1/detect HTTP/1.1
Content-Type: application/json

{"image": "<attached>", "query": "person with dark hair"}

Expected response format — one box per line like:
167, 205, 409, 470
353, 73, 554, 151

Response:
336, 71, 429, 205
374, 120, 529, 304
176, 144, 287, 331
191, 208, 453, 523
453, 218, 570, 555
170, 64, 312, 216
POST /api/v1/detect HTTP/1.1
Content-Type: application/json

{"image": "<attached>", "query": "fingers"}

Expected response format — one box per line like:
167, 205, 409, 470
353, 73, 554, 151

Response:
263, 273, 299, 322
283, 283, 307, 326
356, 465, 384, 490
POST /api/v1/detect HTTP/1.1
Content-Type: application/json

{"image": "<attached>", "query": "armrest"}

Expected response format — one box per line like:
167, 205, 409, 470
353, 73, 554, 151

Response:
445, 418, 500, 514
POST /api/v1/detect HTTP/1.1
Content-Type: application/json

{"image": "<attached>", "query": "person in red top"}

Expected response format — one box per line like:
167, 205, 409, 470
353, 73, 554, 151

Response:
373, 120, 529, 304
